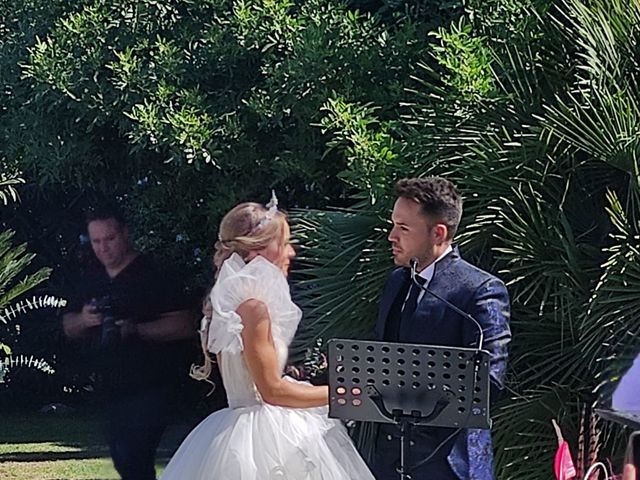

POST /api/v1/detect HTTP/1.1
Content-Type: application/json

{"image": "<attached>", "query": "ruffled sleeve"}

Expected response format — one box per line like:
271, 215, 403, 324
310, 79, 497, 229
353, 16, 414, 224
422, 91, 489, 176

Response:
205, 254, 281, 354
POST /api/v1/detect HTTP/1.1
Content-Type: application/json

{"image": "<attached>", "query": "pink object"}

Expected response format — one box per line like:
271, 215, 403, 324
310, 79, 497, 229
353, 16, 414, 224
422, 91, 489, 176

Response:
554, 441, 577, 480
553, 419, 577, 480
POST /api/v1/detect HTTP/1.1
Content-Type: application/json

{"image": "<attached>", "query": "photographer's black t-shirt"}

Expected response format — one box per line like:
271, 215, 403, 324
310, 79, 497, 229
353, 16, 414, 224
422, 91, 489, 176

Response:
66, 254, 192, 394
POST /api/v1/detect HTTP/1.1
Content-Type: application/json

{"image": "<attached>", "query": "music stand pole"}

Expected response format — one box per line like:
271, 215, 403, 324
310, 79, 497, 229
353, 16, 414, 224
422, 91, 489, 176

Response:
399, 418, 411, 479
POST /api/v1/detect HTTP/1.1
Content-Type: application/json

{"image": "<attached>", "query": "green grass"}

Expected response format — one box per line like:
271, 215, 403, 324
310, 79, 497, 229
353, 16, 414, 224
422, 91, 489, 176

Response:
0, 411, 196, 480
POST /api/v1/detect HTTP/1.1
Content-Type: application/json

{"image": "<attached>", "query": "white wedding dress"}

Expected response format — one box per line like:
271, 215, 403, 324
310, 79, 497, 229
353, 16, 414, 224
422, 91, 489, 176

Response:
161, 254, 374, 479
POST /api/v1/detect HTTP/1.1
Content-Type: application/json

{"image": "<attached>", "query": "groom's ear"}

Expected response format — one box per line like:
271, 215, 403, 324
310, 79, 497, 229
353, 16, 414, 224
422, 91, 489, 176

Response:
432, 223, 448, 244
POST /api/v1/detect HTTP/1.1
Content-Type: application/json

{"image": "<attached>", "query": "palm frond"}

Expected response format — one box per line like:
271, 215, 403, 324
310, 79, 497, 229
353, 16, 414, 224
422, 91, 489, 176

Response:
0, 230, 51, 310
577, 190, 640, 391
544, 85, 640, 176
290, 207, 390, 361
0, 294, 66, 324
493, 385, 576, 480
553, 0, 640, 86
0, 354, 55, 383
0, 173, 24, 206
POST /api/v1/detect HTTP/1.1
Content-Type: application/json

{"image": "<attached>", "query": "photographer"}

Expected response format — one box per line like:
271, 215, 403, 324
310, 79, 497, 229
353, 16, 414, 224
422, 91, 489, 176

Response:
62, 205, 195, 480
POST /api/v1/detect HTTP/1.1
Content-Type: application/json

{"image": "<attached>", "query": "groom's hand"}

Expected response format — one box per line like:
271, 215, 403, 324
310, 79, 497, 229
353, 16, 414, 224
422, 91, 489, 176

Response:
285, 365, 304, 380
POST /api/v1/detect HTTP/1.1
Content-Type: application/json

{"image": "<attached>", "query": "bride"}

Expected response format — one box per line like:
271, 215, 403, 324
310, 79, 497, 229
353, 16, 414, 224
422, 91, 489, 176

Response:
161, 196, 374, 479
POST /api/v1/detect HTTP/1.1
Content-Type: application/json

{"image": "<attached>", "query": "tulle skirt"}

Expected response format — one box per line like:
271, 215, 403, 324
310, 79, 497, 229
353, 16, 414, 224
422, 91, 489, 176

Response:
160, 403, 375, 479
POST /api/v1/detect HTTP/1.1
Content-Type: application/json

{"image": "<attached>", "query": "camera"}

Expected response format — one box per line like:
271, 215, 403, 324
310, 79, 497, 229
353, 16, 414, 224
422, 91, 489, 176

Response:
90, 296, 120, 349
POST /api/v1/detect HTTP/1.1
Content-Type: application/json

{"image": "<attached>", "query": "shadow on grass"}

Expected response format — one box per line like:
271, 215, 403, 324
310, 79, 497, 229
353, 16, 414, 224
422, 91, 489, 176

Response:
0, 412, 104, 444
0, 411, 198, 461
0, 450, 109, 462
0, 410, 204, 480
0, 451, 174, 463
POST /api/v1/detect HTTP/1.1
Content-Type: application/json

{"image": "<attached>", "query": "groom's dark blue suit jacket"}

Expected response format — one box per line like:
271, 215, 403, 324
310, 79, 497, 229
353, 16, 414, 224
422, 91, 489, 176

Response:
374, 246, 511, 480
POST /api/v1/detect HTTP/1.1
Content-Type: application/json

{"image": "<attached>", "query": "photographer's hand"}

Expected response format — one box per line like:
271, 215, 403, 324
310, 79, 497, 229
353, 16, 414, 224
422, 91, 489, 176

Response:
115, 319, 138, 339
82, 303, 104, 328
62, 303, 103, 339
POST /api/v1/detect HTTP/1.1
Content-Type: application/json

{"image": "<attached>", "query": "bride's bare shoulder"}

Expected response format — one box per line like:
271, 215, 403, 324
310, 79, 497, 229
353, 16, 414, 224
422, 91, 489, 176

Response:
236, 298, 269, 324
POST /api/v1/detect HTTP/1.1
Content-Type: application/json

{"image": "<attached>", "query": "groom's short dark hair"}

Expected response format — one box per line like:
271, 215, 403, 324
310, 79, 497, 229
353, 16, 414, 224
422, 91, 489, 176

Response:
395, 177, 462, 239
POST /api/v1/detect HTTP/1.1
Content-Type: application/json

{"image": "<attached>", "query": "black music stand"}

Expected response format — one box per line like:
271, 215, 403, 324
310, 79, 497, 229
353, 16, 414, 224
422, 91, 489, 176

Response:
327, 338, 492, 479
595, 408, 640, 430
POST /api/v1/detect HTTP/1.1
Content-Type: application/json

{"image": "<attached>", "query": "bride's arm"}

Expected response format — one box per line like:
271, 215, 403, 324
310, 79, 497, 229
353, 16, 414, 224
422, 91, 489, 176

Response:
238, 299, 329, 408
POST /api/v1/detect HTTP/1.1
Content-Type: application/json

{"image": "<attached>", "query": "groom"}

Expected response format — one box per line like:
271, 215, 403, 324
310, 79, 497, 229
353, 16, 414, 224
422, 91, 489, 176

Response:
372, 177, 511, 480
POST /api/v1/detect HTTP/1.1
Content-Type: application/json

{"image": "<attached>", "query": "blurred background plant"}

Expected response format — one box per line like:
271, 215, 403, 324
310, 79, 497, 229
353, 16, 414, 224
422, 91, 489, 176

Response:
0, 169, 58, 402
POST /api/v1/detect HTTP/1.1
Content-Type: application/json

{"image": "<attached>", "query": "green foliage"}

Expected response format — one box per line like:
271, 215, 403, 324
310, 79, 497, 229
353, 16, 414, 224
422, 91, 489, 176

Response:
319, 99, 402, 204
0, 172, 25, 205
0, 230, 51, 310
0, 166, 53, 382
1, 0, 448, 292
431, 18, 496, 102
291, 206, 388, 358
0, 355, 55, 382
8, 0, 428, 181
465, 0, 549, 39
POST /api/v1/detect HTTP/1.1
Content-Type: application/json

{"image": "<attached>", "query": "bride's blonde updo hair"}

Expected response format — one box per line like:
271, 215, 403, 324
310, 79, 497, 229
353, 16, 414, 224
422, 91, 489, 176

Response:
191, 202, 288, 385
212, 202, 288, 276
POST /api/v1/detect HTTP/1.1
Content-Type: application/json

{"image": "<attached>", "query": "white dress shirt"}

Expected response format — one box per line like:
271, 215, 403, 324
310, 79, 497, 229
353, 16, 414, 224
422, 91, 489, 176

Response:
403, 245, 453, 310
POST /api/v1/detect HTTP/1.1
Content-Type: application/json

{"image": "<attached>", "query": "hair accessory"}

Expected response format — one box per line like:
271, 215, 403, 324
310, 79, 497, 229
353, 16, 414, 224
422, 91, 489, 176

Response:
250, 190, 279, 234
266, 189, 278, 212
